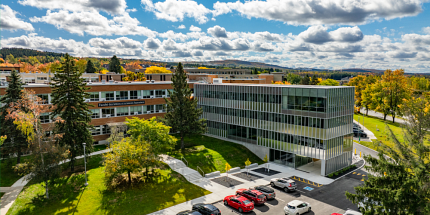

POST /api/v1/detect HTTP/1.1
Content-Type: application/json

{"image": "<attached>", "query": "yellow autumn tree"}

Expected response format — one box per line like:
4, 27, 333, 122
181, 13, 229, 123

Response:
272, 81, 291, 85
198, 67, 211, 69
125, 61, 143, 71
100, 69, 109, 74
145, 66, 172, 74
75, 59, 87, 73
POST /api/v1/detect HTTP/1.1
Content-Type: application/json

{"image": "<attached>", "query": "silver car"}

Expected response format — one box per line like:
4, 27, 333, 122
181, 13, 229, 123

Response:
249, 185, 276, 200
284, 200, 311, 215
270, 177, 296, 192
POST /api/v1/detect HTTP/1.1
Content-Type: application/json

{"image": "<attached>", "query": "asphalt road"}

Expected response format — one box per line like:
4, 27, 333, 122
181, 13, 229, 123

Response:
211, 172, 365, 215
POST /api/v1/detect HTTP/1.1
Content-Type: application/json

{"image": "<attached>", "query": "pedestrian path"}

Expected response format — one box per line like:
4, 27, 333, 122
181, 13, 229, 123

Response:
161, 155, 203, 182
0, 148, 111, 215
353, 119, 377, 141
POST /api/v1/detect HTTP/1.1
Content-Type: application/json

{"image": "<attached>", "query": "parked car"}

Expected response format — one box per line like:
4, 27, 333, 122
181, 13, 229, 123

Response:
358, 198, 387, 213
249, 185, 276, 200
353, 130, 367, 138
236, 188, 267, 205
223, 195, 254, 213
270, 177, 296, 192
343, 209, 362, 215
191, 203, 221, 215
284, 200, 311, 215
177, 210, 203, 215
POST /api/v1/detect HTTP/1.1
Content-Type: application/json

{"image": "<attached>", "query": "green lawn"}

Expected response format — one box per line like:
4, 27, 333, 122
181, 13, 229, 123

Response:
1, 156, 33, 187
7, 154, 211, 215
354, 114, 404, 150
169, 135, 264, 174
93, 144, 108, 152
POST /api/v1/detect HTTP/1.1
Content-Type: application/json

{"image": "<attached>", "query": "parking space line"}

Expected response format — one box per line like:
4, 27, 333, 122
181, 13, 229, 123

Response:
216, 202, 243, 215
275, 197, 285, 202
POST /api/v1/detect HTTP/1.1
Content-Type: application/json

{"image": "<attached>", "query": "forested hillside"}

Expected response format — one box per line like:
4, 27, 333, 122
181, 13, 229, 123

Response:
0, 48, 65, 58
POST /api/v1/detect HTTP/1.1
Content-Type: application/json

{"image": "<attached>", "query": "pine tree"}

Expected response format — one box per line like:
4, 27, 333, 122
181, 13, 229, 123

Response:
0, 70, 28, 164
109, 55, 121, 74
346, 95, 430, 214
301, 74, 310, 85
164, 62, 206, 150
310, 75, 319, 85
50, 54, 93, 172
85, 59, 96, 73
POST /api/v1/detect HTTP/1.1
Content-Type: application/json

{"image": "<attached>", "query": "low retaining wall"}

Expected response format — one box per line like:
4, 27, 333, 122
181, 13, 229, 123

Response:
247, 163, 259, 169
205, 171, 221, 178
227, 167, 240, 174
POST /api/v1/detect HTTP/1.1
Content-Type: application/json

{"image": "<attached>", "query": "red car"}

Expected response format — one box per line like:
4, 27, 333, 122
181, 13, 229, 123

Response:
223, 195, 254, 213
236, 188, 267, 205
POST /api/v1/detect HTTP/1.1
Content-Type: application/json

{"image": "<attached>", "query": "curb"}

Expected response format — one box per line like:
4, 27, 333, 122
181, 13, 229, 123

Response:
328, 158, 366, 182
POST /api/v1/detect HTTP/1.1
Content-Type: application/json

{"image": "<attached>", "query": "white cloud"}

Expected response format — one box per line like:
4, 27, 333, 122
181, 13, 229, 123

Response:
423, 27, 430, 34
126, 8, 137, 12
207, 25, 228, 38
0, 5, 34, 31
177, 24, 186, 29
30, 10, 157, 37
298, 26, 364, 44
89, 37, 142, 49
142, 0, 212, 24
212, 0, 424, 25
18, 0, 127, 14
189, 25, 201, 32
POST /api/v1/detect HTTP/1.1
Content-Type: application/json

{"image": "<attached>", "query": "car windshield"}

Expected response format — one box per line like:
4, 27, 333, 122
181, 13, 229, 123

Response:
243, 200, 251, 205
288, 205, 295, 209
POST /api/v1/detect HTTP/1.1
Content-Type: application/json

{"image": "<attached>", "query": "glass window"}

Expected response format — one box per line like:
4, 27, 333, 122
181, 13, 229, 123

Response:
142, 90, 151, 98
90, 77, 99, 82
155, 90, 165, 98
90, 109, 100, 119
102, 125, 111, 134
87, 92, 99, 101
116, 91, 128, 100
37, 94, 49, 104
102, 92, 114, 101
102, 108, 114, 117
155, 104, 164, 112
24, 78, 35, 83
40, 112, 50, 123
91, 126, 101, 135
130, 106, 142, 114
130, 90, 141, 99
37, 77, 47, 80
116, 107, 129, 116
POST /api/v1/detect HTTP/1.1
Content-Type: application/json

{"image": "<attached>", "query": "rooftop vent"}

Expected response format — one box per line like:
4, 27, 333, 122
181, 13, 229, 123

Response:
151, 80, 155, 83
109, 80, 113, 84
146, 80, 150, 83
102, 80, 106, 84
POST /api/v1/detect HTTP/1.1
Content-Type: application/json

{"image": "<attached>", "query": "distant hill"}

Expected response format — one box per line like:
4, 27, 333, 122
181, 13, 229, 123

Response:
185, 60, 292, 70
0, 48, 66, 59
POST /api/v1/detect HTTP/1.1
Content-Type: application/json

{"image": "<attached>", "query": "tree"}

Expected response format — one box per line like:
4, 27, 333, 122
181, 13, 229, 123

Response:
381, 69, 411, 123
318, 79, 339, 86
285, 73, 301, 84
0, 135, 6, 146
263, 154, 269, 172
253, 68, 258, 74
348, 75, 367, 112
0, 70, 28, 164
50, 53, 93, 172
225, 163, 231, 180
28, 56, 40, 66
104, 137, 149, 185
0, 58, 5, 64
164, 62, 206, 150
125, 61, 143, 71
109, 55, 121, 74
310, 75, 320, 85
120, 66, 126, 74
7, 89, 68, 199
369, 81, 391, 120
346, 94, 430, 214
85, 60, 96, 73
300, 74, 310, 85
6, 54, 17, 64
145, 66, 172, 74
122, 71, 147, 82
245, 158, 251, 176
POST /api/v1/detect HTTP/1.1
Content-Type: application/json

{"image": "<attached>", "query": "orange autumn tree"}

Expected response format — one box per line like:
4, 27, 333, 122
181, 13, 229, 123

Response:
125, 61, 143, 71
272, 81, 291, 85
381, 69, 411, 123
6, 89, 68, 199
20, 62, 36, 73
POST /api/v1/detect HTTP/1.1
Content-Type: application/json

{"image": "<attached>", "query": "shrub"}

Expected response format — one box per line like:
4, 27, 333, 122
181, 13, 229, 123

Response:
334, 172, 339, 176
328, 173, 333, 177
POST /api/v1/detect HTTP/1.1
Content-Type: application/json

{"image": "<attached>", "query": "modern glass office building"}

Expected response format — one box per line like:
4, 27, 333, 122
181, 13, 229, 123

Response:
195, 83, 355, 176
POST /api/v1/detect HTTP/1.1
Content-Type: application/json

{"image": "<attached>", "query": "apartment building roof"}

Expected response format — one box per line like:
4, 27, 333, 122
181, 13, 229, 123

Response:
195, 83, 354, 89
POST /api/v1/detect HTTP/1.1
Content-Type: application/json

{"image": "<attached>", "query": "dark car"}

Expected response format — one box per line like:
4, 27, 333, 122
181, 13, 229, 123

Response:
353, 130, 367, 137
236, 188, 267, 205
177, 210, 203, 215
192, 203, 221, 215
249, 185, 276, 200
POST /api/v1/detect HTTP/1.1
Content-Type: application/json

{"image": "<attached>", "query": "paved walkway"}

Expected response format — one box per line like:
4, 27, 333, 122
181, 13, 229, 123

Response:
353, 119, 377, 142
161, 155, 203, 182
359, 108, 406, 124
0, 148, 111, 215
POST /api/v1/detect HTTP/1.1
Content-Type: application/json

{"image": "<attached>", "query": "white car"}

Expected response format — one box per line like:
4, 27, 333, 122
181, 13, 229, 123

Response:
284, 200, 311, 215
270, 177, 296, 192
344, 209, 362, 215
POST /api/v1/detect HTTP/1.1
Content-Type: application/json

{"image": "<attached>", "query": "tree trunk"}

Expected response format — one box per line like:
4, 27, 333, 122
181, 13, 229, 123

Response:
45, 180, 49, 199
392, 114, 396, 123
181, 134, 184, 150
366, 108, 369, 116
384, 114, 387, 121
17, 146, 21, 164
70, 156, 75, 172
128, 170, 131, 184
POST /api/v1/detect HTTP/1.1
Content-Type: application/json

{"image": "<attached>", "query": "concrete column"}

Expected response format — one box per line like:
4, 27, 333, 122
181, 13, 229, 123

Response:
321, 159, 326, 176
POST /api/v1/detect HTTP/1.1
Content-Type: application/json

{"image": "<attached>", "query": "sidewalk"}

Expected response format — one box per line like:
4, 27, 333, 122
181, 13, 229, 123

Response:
149, 162, 334, 215
359, 108, 406, 125
0, 148, 111, 215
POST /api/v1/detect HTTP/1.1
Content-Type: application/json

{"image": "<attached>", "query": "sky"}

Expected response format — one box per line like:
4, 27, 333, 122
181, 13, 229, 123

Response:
1, 0, 430, 72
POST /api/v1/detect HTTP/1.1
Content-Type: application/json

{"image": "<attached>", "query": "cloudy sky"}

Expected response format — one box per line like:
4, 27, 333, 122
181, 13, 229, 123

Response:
1, 0, 430, 72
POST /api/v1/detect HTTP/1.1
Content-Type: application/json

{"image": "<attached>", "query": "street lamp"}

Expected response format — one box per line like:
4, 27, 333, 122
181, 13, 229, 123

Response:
83, 142, 88, 186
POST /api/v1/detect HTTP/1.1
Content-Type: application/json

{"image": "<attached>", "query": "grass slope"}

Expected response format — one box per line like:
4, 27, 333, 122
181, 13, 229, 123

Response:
7, 154, 211, 215
169, 135, 264, 174
1, 156, 32, 187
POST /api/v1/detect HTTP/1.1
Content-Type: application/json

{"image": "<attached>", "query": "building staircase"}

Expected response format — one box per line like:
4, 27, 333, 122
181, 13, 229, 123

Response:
161, 155, 204, 182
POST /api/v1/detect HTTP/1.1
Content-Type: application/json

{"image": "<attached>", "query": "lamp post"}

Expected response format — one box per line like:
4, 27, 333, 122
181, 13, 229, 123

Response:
83, 142, 88, 186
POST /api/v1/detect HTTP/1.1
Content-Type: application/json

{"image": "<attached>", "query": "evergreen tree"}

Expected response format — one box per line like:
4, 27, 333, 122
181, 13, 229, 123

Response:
310, 75, 319, 85
109, 55, 121, 74
301, 74, 310, 85
85, 59, 96, 73
50, 54, 93, 172
0, 70, 27, 164
164, 62, 206, 150
346, 95, 430, 214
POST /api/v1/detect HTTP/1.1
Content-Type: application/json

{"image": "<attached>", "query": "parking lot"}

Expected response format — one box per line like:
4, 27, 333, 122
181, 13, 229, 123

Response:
202, 170, 366, 215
